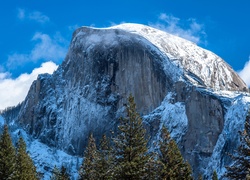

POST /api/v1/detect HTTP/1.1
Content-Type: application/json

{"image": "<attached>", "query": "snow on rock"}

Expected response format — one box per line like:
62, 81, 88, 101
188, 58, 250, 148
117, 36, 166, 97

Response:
144, 92, 188, 151
0, 115, 4, 126
28, 139, 81, 180
205, 94, 250, 179
109, 23, 247, 91
0, 119, 81, 180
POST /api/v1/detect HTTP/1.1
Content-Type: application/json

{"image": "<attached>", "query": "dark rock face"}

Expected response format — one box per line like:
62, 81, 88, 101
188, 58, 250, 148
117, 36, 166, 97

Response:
18, 28, 174, 155
62, 29, 171, 114
12, 25, 249, 177
172, 82, 224, 176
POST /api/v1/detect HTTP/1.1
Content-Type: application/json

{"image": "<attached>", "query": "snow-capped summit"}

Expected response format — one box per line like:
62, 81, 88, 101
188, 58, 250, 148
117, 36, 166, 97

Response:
109, 23, 247, 91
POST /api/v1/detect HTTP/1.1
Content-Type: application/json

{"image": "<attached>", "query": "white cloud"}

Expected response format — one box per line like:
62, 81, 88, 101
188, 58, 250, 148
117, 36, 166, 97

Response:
28, 11, 50, 24
30, 33, 67, 61
151, 13, 206, 44
238, 58, 250, 87
17, 8, 50, 24
0, 72, 11, 80
7, 32, 68, 69
0, 61, 58, 110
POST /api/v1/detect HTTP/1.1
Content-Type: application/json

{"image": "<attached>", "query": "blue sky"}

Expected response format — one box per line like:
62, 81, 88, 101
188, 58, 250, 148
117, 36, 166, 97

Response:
0, 0, 250, 109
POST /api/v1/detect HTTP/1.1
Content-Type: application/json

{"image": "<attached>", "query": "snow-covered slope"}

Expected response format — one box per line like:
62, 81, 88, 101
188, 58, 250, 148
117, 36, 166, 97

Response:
109, 23, 247, 91
0, 122, 81, 180
205, 93, 250, 178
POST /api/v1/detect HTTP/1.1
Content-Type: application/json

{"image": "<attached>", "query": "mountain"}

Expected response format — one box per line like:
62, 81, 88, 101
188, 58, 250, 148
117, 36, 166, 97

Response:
1, 23, 250, 179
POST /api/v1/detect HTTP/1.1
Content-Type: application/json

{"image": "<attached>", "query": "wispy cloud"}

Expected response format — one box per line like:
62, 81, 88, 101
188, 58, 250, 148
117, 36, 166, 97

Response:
0, 61, 58, 110
17, 8, 25, 20
7, 32, 68, 70
151, 13, 206, 44
17, 8, 50, 24
238, 57, 250, 87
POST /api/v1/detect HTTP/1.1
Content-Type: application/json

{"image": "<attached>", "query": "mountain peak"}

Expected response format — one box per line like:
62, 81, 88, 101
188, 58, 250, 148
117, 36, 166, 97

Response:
3, 23, 249, 179
72, 23, 247, 91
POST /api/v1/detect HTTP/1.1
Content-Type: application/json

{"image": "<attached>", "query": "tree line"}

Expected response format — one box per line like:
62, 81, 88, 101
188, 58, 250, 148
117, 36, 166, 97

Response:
78, 95, 193, 180
0, 124, 37, 179
0, 95, 193, 180
2, 95, 250, 179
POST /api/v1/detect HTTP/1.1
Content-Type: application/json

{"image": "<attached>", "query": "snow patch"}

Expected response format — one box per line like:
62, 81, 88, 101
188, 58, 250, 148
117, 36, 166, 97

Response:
0, 115, 4, 126
205, 95, 250, 179
0, 120, 81, 180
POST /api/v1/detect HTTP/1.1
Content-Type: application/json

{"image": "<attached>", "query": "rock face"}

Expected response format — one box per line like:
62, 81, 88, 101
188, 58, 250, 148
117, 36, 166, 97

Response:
12, 23, 250, 178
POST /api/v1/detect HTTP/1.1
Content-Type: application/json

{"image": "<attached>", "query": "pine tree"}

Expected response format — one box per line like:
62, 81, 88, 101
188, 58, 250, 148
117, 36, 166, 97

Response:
50, 166, 70, 180
0, 124, 16, 179
212, 170, 218, 180
96, 134, 113, 179
113, 94, 149, 180
79, 133, 99, 180
225, 110, 250, 179
60, 166, 70, 180
14, 137, 38, 180
198, 174, 203, 180
144, 152, 161, 180
51, 166, 60, 180
159, 125, 193, 180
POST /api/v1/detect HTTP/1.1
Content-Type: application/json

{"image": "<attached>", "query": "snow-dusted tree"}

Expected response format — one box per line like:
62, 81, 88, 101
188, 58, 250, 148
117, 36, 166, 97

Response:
212, 170, 218, 180
225, 111, 250, 179
144, 151, 161, 180
60, 166, 70, 180
0, 124, 16, 179
51, 165, 70, 180
113, 94, 149, 179
50, 166, 60, 180
198, 174, 203, 180
96, 134, 114, 179
79, 133, 99, 180
14, 137, 38, 180
159, 125, 193, 180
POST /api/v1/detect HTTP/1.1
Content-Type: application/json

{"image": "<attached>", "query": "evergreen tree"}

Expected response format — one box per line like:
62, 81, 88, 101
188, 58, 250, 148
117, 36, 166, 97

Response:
96, 134, 113, 179
198, 174, 203, 180
14, 137, 38, 180
225, 110, 250, 179
51, 166, 70, 180
143, 152, 161, 180
113, 94, 149, 180
79, 133, 99, 180
159, 125, 193, 180
60, 166, 70, 180
0, 124, 16, 179
51, 166, 60, 180
212, 170, 218, 180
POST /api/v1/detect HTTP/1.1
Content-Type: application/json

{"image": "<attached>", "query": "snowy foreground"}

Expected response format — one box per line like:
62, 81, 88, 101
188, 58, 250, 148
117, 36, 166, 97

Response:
0, 117, 82, 180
